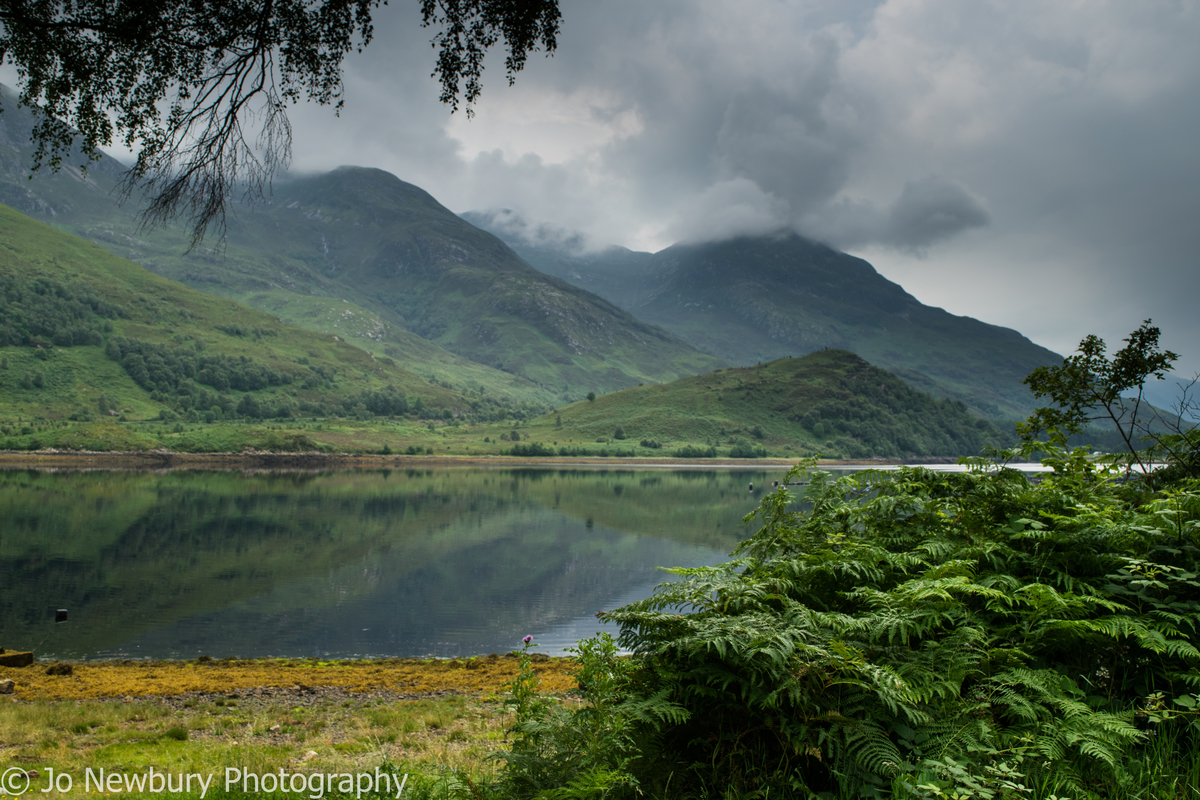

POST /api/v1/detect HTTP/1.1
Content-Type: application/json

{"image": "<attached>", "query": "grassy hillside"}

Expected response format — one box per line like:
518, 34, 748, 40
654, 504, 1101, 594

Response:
0, 340, 1011, 460
510, 349, 1013, 460
0, 92, 549, 405
0, 202, 489, 437
226, 168, 726, 394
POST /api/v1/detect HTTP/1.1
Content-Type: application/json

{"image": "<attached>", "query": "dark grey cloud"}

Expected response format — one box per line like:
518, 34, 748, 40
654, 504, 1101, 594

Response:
799, 176, 989, 252
885, 177, 990, 250
502, 0, 992, 255
713, 42, 851, 213
94, 0, 1196, 378
667, 177, 791, 244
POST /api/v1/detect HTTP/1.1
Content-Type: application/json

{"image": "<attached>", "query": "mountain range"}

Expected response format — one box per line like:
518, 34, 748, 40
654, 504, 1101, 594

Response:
0, 89, 1061, 427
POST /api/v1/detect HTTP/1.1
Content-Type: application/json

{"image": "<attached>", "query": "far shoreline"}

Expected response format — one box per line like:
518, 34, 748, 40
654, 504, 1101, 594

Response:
0, 449, 966, 471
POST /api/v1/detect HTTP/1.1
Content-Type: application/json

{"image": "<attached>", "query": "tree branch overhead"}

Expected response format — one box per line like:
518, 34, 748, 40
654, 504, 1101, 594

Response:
0, 0, 560, 246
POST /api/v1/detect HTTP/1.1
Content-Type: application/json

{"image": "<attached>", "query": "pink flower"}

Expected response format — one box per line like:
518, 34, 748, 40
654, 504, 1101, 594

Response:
522, 635, 533, 644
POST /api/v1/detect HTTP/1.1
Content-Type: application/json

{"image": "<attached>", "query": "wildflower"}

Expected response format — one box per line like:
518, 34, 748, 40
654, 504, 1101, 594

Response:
523, 635, 533, 644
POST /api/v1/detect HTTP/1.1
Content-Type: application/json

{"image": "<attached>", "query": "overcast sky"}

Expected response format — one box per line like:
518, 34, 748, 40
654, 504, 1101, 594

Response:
21, 0, 1200, 395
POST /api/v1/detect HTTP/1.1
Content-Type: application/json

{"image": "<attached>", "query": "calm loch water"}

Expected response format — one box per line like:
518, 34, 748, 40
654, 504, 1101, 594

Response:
0, 467, 789, 659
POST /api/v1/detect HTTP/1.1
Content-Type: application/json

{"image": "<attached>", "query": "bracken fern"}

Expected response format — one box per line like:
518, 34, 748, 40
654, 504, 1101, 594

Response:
595, 449, 1200, 798
493, 444, 1200, 798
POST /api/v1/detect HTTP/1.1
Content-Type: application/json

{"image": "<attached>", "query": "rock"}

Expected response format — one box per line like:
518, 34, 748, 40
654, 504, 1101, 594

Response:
0, 679, 14, 694
45, 663, 73, 676
0, 651, 33, 668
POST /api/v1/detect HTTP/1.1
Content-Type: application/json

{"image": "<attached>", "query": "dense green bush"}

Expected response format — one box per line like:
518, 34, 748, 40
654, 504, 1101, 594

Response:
0, 274, 120, 347
494, 635, 679, 798
607, 450, 1199, 798
491, 443, 1200, 799
727, 438, 769, 458
509, 442, 557, 457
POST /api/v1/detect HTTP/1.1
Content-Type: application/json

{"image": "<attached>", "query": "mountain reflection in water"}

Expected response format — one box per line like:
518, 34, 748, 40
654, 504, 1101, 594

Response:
1, 467, 793, 658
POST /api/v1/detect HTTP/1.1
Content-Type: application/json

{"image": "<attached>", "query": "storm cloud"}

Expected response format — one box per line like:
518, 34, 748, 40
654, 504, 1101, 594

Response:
14, 0, 1196, 380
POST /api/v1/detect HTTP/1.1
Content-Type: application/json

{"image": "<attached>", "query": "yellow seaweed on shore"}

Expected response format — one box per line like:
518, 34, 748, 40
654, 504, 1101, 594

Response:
5, 656, 578, 701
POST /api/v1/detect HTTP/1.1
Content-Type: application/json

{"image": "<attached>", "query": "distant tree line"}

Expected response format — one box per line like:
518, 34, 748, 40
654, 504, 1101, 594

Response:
506, 442, 770, 459
104, 337, 429, 422
100, 335, 548, 424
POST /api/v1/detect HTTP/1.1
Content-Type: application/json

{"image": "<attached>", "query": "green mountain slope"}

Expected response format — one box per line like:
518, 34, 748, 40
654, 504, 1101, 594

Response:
227, 167, 727, 395
0, 96, 725, 403
516, 349, 1012, 460
465, 215, 1062, 420
0, 90, 549, 403
0, 202, 467, 432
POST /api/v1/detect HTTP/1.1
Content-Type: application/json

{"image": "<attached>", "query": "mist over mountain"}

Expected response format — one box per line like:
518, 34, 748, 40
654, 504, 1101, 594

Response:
460, 210, 657, 309
466, 217, 1062, 420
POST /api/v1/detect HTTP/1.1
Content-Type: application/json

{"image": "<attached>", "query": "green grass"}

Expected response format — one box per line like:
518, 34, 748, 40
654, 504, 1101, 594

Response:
4, 685, 1193, 799
0, 694, 507, 799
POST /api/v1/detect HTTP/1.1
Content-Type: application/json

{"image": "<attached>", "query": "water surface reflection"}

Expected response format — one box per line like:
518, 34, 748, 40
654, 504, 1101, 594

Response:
2, 467, 793, 658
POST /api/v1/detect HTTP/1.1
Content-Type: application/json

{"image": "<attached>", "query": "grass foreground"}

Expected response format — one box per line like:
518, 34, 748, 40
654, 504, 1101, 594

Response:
0, 655, 577, 798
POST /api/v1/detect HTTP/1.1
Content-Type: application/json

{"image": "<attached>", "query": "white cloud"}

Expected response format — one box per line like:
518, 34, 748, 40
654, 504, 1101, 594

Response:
667, 178, 791, 244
